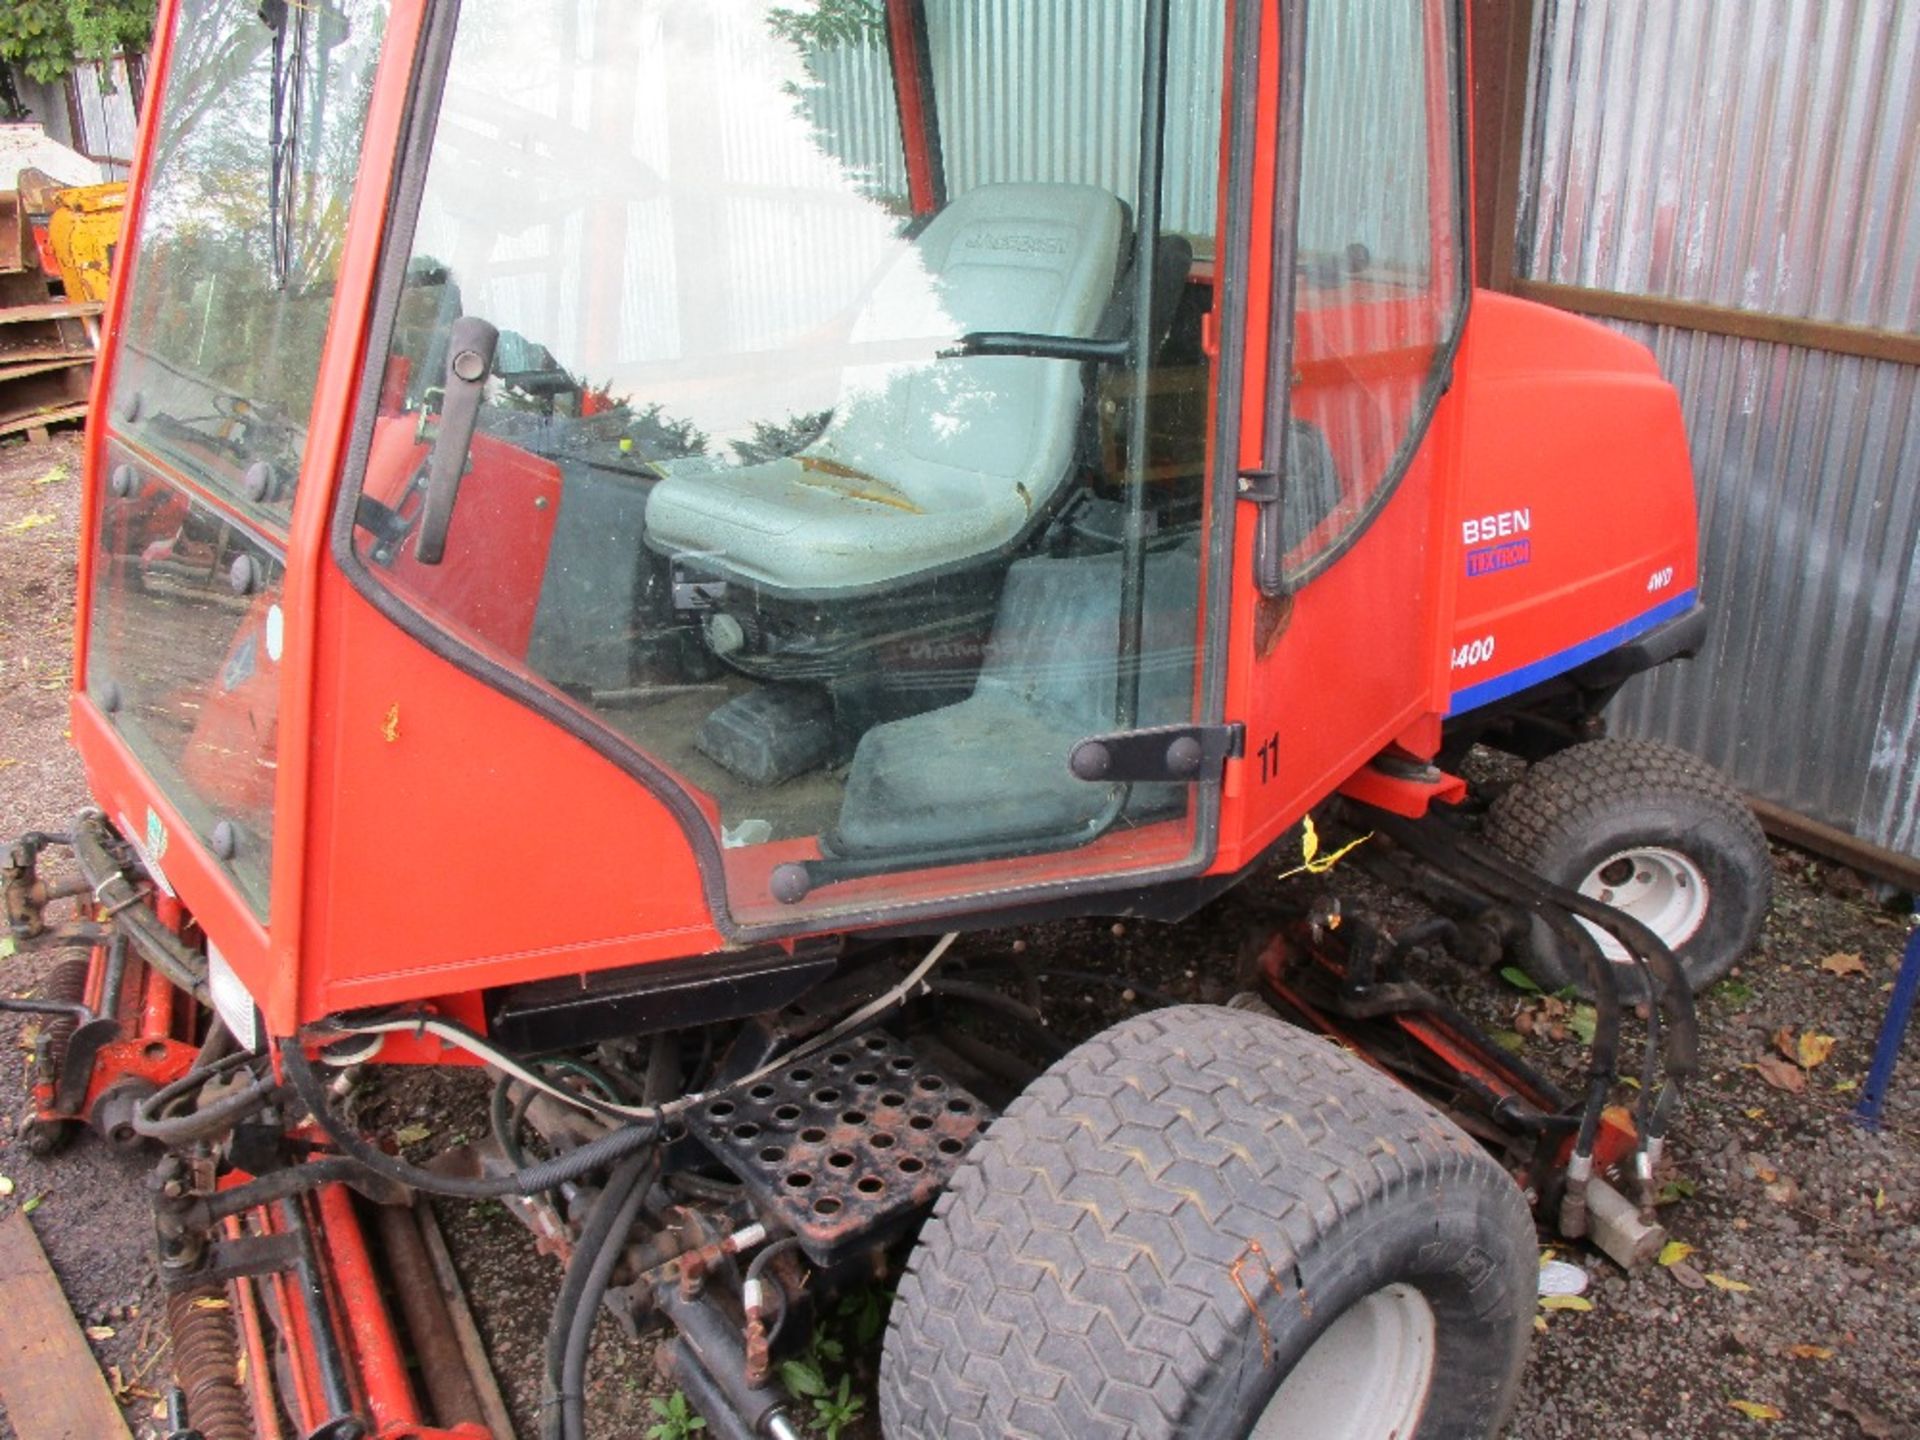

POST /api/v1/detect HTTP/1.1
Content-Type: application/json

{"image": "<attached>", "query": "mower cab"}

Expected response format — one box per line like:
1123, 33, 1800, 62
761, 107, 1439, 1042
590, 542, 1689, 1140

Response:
2, 2, 1755, 1437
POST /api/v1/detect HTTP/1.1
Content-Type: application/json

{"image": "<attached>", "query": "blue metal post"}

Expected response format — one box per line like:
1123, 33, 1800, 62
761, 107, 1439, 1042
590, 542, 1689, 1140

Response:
1855, 914, 1920, 1131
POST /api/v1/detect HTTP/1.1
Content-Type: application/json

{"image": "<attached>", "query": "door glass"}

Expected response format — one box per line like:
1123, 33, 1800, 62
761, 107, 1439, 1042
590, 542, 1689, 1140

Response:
344, 0, 1228, 923
86, 449, 286, 916
107, 0, 391, 526
1278, 0, 1464, 584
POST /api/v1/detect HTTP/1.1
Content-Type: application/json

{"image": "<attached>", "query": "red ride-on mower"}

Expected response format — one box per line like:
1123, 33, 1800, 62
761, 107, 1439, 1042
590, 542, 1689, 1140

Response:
4, 1, 1770, 1437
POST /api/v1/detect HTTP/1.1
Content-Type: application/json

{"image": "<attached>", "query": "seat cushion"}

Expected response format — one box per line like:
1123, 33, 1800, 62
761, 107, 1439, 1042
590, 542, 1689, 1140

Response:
645, 183, 1125, 596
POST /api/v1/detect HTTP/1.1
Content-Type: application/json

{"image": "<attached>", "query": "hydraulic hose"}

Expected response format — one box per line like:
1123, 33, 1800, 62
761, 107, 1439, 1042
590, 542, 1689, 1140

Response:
282, 1042, 659, 1199
134, 1069, 279, 1144
540, 1153, 655, 1440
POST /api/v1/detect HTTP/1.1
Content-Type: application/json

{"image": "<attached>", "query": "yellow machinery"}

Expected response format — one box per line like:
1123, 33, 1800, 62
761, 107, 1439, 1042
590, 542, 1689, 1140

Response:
17, 167, 126, 303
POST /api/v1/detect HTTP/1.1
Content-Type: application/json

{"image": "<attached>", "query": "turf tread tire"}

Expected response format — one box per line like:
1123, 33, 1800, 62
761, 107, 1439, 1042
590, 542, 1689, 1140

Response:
1484, 737, 1769, 996
880, 1005, 1535, 1440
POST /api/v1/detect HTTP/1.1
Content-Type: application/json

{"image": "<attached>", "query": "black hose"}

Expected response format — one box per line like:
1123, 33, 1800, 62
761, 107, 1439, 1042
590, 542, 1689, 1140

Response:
540, 1153, 654, 1440
489, 1072, 534, 1171
1362, 810, 1626, 1161
203, 1157, 385, 1219
283, 1043, 658, 1199
746, 1236, 803, 1348
132, 1050, 262, 1142
926, 980, 1046, 1028
134, 1070, 279, 1144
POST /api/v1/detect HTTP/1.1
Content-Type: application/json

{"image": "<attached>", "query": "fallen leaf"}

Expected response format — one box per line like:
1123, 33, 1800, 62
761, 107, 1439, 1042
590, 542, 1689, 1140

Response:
1819, 952, 1868, 978
1667, 1260, 1708, 1290
1765, 1177, 1799, 1205
381, 705, 401, 744
1491, 1030, 1526, 1054
0, 937, 13, 961
393, 1123, 433, 1145
190, 1296, 231, 1311
1753, 1056, 1807, 1094
1538, 1294, 1592, 1311
3, 512, 55, 534
85, 1325, 115, 1341
20, 1194, 41, 1214
1872, 1188, 1886, 1212
1797, 1032, 1837, 1069
1788, 1344, 1835, 1361
0, 1176, 13, 1196
1744, 1106, 1767, 1119
1706, 1272, 1753, 1293
1500, 966, 1543, 994
1655, 1178, 1697, 1206
1533, 1314, 1548, 1333
1728, 1400, 1783, 1421
32, 465, 68, 486
1658, 1239, 1695, 1267
1568, 1002, 1598, 1046
1833, 1078, 1858, 1093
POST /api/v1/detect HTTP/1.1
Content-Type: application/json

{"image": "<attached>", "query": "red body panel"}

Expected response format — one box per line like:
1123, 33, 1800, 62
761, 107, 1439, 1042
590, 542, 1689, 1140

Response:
1444, 293, 1700, 713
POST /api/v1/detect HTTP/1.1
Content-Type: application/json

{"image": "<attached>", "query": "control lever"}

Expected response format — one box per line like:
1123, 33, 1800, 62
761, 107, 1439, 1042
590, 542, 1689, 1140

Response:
415, 315, 498, 565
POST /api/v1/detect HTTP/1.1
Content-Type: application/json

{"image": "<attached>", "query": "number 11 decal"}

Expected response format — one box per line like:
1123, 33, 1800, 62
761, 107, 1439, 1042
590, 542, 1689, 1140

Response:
1256, 732, 1280, 784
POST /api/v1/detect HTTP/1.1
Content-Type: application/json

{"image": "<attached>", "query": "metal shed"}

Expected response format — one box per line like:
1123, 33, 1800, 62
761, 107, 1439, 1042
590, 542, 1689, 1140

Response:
1476, 0, 1920, 876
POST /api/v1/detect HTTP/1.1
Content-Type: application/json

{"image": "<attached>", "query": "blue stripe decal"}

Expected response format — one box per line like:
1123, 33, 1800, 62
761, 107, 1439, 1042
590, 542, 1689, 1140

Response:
1447, 590, 1700, 717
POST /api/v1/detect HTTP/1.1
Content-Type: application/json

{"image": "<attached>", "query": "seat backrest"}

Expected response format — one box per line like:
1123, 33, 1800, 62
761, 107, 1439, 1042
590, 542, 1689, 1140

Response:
807, 183, 1126, 515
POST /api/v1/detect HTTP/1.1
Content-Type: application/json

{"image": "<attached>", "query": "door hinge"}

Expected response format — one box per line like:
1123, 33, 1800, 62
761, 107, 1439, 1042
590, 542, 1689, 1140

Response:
1236, 469, 1282, 505
1070, 723, 1245, 786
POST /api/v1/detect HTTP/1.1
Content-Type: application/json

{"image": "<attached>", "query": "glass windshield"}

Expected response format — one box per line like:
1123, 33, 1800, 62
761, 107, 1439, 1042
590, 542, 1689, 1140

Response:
106, 0, 389, 521
345, 0, 1226, 925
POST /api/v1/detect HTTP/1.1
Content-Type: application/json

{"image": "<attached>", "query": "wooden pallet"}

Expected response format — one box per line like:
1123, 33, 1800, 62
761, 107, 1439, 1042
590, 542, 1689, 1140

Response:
0, 268, 95, 441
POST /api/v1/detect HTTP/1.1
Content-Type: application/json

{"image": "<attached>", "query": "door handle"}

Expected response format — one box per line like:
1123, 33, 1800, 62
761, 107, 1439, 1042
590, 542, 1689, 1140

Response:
415, 315, 498, 565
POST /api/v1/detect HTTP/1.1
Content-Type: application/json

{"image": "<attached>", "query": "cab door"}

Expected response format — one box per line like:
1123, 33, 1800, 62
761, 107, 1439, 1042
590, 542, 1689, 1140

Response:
1218, 0, 1469, 871
327, 0, 1253, 944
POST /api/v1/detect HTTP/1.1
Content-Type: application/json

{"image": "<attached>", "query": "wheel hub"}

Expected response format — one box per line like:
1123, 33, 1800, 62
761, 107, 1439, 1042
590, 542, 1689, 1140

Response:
1576, 845, 1711, 962
1251, 1282, 1438, 1440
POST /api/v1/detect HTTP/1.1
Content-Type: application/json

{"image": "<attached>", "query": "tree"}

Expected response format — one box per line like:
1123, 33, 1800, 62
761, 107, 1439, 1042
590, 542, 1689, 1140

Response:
0, 0, 156, 86
768, 0, 885, 51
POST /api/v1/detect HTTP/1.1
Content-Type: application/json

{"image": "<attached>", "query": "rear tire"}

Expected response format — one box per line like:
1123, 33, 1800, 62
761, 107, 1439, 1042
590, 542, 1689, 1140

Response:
880, 1005, 1536, 1440
1484, 737, 1770, 998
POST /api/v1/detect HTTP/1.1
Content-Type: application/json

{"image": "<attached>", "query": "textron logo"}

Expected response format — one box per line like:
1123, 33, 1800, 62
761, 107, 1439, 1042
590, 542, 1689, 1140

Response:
1465, 539, 1532, 577
964, 231, 1068, 255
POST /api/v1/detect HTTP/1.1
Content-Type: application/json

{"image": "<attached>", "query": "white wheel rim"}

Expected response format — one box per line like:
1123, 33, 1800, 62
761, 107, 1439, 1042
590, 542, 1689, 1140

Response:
1250, 1283, 1437, 1440
1575, 845, 1711, 963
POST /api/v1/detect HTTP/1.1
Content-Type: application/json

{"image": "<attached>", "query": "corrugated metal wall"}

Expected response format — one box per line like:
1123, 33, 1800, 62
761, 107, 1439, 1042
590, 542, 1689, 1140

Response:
1514, 0, 1920, 859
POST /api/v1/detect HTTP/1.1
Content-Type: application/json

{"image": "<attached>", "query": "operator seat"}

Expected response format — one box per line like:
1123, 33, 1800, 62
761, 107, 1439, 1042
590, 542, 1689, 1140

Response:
643, 183, 1128, 596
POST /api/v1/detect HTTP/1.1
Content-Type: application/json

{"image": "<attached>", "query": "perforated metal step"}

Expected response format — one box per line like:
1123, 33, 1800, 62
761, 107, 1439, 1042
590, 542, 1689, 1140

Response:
690, 1030, 985, 1265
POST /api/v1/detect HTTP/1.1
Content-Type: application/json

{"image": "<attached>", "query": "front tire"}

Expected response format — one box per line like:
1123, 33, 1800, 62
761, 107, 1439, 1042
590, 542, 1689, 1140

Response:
880, 1006, 1536, 1440
1484, 737, 1770, 998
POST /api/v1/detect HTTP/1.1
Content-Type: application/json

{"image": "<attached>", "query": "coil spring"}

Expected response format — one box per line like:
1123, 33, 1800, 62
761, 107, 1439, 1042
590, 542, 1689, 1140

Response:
38, 956, 91, 1071
167, 1287, 253, 1440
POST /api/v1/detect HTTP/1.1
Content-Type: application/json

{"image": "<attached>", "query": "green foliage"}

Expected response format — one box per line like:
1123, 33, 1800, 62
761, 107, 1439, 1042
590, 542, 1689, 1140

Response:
0, 0, 77, 85
0, 0, 155, 85
1497, 965, 1542, 993
645, 1390, 707, 1440
768, 0, 885, 51
813, 1374, 867, 1440
67, 0, 156, 62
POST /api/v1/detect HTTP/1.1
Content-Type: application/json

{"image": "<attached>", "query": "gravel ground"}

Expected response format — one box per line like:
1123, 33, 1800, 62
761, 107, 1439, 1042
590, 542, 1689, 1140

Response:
1, 427, 1915, 1440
